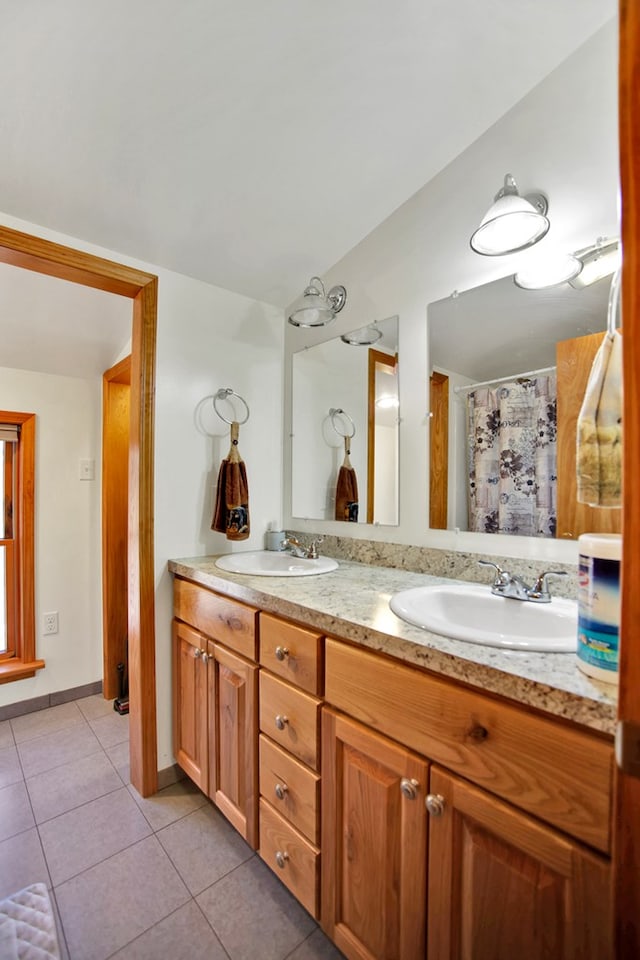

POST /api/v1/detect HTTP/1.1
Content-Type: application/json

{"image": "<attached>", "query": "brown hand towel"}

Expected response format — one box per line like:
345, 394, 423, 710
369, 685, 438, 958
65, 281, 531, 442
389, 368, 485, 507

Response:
212, 422, 250, 540
335, 437, 359, 522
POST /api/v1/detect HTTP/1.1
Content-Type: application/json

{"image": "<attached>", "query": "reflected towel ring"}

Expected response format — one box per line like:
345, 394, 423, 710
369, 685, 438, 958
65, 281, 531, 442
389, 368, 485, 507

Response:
213, 388, 250, 425
329, 407, 356, 439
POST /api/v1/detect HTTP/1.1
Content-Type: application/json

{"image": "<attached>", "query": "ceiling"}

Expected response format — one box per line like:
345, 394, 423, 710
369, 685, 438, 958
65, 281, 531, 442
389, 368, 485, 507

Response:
0, 0, 615, 314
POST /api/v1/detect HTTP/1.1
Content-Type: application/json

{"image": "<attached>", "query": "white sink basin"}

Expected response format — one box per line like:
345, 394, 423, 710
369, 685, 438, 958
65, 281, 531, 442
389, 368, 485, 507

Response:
215, 550, 338, 577
389, 582, 577, 651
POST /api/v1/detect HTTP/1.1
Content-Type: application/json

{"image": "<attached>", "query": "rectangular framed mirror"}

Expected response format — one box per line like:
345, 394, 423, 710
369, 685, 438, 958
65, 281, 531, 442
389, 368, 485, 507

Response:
428, 272, 621, 540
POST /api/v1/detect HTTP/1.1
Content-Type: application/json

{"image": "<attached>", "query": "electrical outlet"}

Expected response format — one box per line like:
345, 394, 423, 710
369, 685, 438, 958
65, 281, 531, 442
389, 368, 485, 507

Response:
43, 612, 58, 635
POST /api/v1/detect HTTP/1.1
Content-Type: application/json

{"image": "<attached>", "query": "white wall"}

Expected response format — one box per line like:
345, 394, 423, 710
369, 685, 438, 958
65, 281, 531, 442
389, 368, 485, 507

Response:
284, 21, 619, 564
0, 367, 102, 706
0, 211, 284, 771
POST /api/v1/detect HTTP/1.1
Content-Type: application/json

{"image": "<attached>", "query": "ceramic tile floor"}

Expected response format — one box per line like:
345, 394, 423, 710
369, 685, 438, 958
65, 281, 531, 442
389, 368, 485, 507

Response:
0, 695, 344, 960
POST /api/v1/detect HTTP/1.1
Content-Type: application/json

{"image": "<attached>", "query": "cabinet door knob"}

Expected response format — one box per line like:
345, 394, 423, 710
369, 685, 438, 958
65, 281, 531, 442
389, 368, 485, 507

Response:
193, 648, 202, 659
201, 651, 210, 663
274, 782, 289, 800
425, 793, 446, 817
275, 715, 289, 731
400, 777, 420, 800
275, 850, 289, 869
275, 646, 290, 661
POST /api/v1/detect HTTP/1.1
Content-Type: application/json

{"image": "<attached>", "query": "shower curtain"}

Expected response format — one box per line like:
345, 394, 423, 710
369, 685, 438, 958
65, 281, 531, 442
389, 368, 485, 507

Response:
467, 374, 557, 537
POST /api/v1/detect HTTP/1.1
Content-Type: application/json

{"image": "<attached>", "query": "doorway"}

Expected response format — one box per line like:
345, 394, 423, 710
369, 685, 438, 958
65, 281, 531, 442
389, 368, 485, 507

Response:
0, 224, 158, 797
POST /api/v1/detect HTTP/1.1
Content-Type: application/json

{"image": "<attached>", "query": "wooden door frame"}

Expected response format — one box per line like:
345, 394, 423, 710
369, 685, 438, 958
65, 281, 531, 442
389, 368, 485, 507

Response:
615, 1, 640, 952
366, 348, 398, 524
0, 224, 158, 797
429, 370, 449, 529
102, 355, 131, 701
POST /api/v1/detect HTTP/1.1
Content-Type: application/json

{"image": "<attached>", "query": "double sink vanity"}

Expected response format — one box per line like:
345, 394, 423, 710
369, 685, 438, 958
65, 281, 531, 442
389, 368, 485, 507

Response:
168, 549, 616, 960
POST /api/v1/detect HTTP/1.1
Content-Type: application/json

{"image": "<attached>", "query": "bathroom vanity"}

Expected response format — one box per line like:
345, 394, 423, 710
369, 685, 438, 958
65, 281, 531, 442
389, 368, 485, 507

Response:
169, 556, 615, 960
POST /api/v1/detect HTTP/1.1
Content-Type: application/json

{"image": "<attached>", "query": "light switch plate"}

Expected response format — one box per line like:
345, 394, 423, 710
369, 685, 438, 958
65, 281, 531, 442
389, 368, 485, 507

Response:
79, 459, 95, 481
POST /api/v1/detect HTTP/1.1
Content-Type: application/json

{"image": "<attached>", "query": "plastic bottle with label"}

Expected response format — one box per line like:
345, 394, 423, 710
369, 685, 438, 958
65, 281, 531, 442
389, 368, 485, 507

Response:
577, 533, 622, 684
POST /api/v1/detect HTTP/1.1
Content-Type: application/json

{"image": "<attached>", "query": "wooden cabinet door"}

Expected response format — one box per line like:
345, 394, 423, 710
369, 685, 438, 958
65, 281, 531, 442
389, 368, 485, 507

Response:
172, 619, 208, 792
208, 641, 258, 849
427, 767, 612, 960
321, 708, 428, 960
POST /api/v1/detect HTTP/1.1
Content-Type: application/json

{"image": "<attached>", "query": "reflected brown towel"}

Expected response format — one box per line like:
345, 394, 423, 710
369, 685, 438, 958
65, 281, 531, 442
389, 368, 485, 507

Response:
335, 439, 359, 522
212, 422, 250, 540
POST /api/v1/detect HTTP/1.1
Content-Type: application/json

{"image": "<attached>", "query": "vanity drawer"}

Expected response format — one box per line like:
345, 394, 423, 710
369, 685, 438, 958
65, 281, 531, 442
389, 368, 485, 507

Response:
259, 734, 320, 844
260, 613, 323, 695
174, 578, 257, 660
259, 798, 319, 918
260, 671, 321, 770
325, 639, 613, 853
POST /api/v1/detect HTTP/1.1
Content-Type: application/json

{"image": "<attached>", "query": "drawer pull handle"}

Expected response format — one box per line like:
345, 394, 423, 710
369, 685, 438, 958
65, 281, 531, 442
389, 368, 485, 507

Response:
274, 782, 289, 800
400, 777, 420, 800
275, 715, 289, 731
275, 646, 290, 661
275, 850, 289, 869
425, 793, 446, 817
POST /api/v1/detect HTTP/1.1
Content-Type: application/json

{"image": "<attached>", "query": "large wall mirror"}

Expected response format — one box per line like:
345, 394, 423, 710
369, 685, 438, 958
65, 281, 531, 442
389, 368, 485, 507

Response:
428, 272, 621, 541
292, 316, 399, 524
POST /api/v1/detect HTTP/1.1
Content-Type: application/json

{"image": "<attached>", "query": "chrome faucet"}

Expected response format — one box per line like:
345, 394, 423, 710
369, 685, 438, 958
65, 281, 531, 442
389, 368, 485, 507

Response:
283, 535, 324, 560
478, 560, 567, 603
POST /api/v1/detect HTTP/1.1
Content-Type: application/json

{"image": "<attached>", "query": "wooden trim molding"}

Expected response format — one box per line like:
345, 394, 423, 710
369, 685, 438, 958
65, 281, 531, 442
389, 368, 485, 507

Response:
0, 225, 158, 796
615, 0, 640, 952
0, 410, 40, 683
102, 357, 131, 700
429, 371, 449, 529
366, 348, 398, 524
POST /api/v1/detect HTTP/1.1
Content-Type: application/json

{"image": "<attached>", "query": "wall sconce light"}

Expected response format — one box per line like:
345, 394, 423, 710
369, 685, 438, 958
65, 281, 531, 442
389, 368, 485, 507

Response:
470, 174, 550, 256
340, 323, 382, 346
287, 276, 347, 327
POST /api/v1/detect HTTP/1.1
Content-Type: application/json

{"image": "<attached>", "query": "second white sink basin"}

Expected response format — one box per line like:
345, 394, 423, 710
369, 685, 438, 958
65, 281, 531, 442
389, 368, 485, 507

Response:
215, 550, 338, 577
389, 582, 577, 651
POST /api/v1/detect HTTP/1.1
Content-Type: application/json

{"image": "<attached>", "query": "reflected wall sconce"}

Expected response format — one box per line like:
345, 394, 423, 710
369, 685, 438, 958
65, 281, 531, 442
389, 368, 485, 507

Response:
287, 275, 347, 327
340, 323, 382, 346
470, 174, 550, 256
514, 252, 583, 290
569, 237, 621, 289
513, 237, 621, 290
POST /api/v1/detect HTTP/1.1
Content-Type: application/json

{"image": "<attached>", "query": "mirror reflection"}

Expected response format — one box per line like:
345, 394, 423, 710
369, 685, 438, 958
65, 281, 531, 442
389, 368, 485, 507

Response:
292, 316, 399, 524
428, 274, 621, 540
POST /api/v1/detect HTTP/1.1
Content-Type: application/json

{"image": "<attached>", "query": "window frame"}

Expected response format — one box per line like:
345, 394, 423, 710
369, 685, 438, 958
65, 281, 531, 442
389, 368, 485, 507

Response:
0, 410, 42, 682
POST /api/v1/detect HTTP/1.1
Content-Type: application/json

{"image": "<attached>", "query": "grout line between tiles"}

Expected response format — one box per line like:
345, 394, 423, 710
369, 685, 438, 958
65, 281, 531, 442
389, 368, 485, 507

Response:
192, 896, 234, 960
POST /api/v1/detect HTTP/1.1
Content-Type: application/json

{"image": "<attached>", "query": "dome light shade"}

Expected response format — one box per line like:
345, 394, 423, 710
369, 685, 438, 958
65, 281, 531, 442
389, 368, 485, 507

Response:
287, 276, 347, 327
470, 174, 550, 256
341, 324, 382, 345
514, 253, 583, 289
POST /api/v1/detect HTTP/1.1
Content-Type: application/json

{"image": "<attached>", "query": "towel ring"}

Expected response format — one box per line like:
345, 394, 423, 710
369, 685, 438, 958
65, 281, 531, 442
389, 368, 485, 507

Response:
213, 388, 250, 425
329, 407, 356, 439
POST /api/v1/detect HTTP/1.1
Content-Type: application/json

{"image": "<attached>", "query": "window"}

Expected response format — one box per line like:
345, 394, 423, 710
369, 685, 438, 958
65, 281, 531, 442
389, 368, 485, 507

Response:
0, 411, 41, 682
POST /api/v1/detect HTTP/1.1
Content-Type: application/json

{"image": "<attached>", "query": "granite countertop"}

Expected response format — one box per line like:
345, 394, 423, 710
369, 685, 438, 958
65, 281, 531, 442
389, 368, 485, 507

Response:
168, 555, 618, 736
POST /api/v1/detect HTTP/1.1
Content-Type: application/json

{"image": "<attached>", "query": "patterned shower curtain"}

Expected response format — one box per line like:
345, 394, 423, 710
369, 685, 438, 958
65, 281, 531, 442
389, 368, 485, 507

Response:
467, 375, 557, 537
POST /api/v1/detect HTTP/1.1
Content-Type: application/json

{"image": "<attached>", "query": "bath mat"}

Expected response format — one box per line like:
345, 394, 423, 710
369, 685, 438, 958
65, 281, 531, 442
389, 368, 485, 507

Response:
0, 883, 61, 959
